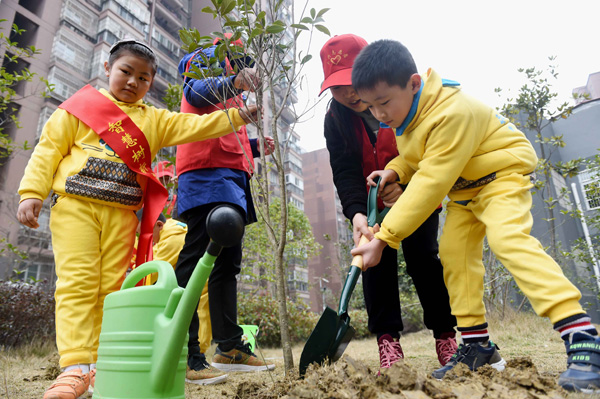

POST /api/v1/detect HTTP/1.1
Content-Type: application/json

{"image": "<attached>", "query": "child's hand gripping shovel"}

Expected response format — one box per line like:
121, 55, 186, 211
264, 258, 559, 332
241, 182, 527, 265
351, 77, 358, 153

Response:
299, 178, 388, 376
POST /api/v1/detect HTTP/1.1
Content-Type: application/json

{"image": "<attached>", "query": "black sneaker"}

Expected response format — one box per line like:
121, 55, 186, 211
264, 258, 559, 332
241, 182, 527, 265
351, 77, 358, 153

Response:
431, 341, 506, 379
558, 331, 600, 393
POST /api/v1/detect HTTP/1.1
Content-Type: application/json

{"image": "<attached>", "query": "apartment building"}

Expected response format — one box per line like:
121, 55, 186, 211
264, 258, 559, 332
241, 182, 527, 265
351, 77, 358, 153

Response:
301, 148, 351, 312
1, 0, 309, 306
0, 0, 191, 282
573, 71, 600, 104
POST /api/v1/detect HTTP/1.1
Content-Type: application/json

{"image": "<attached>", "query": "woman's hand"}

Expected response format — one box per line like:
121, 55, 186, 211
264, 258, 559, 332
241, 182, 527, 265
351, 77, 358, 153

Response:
17, 198, 43, 229
262, 136, 275, 155
351, 213, 374, 247
233, 68, 260, 92
239, 104, 260, 124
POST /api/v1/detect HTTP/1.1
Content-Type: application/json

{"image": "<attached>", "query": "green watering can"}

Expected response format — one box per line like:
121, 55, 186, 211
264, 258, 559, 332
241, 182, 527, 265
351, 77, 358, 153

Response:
93, 205, 245, 399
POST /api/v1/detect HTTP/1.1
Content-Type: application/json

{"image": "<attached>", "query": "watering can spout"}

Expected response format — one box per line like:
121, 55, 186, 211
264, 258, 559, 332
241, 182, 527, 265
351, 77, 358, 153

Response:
151, 205, 246, 392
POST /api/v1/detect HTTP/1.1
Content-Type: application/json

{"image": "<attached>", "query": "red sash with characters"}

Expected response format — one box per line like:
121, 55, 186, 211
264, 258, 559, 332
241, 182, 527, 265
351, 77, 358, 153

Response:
59, 85, 168, 268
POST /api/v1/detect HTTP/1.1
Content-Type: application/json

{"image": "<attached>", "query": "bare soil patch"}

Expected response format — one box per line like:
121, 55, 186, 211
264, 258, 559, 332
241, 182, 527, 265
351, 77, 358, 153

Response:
3, 313, 599, 398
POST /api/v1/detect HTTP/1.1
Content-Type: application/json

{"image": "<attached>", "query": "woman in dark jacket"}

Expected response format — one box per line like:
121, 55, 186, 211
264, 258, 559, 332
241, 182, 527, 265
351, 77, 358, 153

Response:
320, 34, 458, 371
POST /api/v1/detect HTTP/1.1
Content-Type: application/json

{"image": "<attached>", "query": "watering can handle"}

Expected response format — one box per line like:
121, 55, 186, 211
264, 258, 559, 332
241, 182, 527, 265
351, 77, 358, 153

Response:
121, 260, 177, 290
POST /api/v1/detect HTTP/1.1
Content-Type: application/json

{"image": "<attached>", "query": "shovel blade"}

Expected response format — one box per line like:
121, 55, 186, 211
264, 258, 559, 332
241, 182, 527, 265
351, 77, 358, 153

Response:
329, 317, 355, 362
299, 306, 339, 376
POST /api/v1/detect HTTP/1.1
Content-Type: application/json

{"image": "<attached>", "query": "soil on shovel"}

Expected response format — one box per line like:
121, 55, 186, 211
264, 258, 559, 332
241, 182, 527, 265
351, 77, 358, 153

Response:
235, 355, 569, 399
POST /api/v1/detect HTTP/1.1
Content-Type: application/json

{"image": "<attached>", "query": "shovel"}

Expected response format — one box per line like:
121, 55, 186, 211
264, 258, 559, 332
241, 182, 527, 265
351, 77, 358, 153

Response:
299, 178, 388, 376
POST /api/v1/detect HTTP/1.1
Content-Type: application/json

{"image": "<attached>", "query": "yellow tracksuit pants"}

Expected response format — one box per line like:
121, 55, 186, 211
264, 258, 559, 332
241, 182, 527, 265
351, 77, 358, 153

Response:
439, 173, 584, 328
197, 284, 212, 353
50, 196, 137, 368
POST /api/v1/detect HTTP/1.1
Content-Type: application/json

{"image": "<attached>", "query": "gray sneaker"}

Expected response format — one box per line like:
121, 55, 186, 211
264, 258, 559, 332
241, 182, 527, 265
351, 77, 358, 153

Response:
431, 340, 506, 379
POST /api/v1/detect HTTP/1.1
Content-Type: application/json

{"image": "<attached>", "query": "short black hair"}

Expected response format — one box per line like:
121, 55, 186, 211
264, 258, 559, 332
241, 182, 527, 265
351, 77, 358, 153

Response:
108, 39, 157, 76
352, 39, 417, 92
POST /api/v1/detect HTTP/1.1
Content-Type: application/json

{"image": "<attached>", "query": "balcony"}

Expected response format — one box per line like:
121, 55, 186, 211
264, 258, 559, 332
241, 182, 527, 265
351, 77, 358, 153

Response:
155, 1, 186, 39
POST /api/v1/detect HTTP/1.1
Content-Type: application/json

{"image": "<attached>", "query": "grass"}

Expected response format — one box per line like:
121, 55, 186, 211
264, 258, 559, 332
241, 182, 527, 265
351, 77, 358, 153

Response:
1, 310, 598, 398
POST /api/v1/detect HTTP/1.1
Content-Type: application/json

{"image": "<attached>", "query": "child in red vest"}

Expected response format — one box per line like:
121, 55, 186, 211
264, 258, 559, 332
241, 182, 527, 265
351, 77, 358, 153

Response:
174, 34, 275, 384
16, 39, 258, 399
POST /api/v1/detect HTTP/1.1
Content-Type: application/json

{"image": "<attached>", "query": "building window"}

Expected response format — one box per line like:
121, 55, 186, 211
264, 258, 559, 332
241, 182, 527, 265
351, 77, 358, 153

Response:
580, 168, 600, 211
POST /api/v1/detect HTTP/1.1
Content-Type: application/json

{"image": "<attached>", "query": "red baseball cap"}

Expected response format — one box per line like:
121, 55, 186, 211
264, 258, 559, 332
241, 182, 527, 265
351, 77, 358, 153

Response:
154, 161, 174, 178
319, 34, 368, 96
213, 32, 244, 47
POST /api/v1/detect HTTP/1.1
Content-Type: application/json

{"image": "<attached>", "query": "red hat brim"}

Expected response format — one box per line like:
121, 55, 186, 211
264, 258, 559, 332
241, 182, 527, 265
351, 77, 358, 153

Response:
319, 67, 353, 96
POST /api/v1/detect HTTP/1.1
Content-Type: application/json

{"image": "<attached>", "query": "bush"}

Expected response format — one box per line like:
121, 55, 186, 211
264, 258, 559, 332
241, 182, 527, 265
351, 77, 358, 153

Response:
0, 280, 55, 347
348, 309, 371, 339
238, 292, 319, 347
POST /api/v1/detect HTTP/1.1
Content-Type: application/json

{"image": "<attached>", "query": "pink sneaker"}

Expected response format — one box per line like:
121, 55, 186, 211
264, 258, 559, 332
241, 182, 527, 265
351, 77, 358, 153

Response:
378, 334, 404, 370
435, 332, 458, 366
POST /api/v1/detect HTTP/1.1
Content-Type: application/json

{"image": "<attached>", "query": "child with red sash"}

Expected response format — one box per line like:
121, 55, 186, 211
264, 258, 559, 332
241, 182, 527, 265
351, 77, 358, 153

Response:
16, 39, 258, 399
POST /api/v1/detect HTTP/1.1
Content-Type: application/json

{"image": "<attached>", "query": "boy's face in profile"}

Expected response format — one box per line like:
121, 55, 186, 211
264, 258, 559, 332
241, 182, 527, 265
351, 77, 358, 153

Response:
358, 74, 421, 129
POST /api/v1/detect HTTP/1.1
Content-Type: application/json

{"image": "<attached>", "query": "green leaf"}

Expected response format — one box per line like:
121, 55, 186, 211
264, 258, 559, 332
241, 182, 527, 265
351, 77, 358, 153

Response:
222, 0, 237, 14
316, 8, 330, 18
300, 17, 312, 24
224, 20, 243, 28
300, 54, 312, 64
201, 6, 217, 16
211, 31, 226, 41
266, 24, 286, 34
249, 27, 264, 41
291, 24, 308, 31
310, 8, 316, 18
315, 24, 330, 36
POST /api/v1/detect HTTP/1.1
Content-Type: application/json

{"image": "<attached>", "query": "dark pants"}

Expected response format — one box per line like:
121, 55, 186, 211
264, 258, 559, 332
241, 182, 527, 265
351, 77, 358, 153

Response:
175, 203, 244, 357
362, 208, 456, 338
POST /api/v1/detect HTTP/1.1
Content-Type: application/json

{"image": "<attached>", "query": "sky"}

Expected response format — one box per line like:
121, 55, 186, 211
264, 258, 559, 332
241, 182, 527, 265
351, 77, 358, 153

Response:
292, 0, 600, 152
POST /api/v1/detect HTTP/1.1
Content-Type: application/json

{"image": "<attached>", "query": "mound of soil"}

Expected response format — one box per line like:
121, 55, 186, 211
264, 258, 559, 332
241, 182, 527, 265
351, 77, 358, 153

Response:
235, 356, 566, 399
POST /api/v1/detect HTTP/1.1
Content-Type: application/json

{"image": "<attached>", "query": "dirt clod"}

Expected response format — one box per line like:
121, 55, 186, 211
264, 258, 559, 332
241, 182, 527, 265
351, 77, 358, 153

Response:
243, 355, 570, 399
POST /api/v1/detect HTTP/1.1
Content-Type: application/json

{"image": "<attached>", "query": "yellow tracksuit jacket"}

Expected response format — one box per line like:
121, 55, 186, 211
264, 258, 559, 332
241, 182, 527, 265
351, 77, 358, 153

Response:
377, 69, 582, 327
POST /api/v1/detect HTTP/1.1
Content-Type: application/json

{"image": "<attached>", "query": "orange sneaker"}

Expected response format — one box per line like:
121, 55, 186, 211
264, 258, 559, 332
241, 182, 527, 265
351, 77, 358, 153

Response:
88, 368, 96, 393
43, 368, 90, 399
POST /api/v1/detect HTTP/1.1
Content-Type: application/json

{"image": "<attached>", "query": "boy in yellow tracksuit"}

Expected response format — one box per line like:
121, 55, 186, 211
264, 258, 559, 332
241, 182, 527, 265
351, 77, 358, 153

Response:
349, 39, 599, 392
16, 39, 257, 399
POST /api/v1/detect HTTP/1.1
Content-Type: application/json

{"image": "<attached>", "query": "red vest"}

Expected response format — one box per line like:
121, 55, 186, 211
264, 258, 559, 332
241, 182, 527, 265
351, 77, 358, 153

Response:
176, 53, 254, 176
356, 120, 398, 180
353, 116, 398, 210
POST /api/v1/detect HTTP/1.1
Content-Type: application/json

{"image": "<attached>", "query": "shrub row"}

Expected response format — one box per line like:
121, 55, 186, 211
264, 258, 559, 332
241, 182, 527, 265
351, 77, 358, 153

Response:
0, 280, 55, 348
237, 291, 372, 348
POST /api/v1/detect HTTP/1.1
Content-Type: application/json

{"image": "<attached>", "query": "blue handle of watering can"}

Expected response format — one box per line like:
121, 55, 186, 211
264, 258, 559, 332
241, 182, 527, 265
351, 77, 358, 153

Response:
367, 176, 390, 227
121, 260, 178, 290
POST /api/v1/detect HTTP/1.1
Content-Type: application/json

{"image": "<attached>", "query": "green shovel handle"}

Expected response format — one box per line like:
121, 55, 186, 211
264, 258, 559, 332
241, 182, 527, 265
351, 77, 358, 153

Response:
367, 176, 390, 227
337, 264, 361, 316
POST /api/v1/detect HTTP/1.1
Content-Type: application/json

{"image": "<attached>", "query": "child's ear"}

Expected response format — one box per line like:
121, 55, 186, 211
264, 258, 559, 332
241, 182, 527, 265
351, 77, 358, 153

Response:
410, 73, 422, 94
104, 61, 110, 78
156, 220, 165, 230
